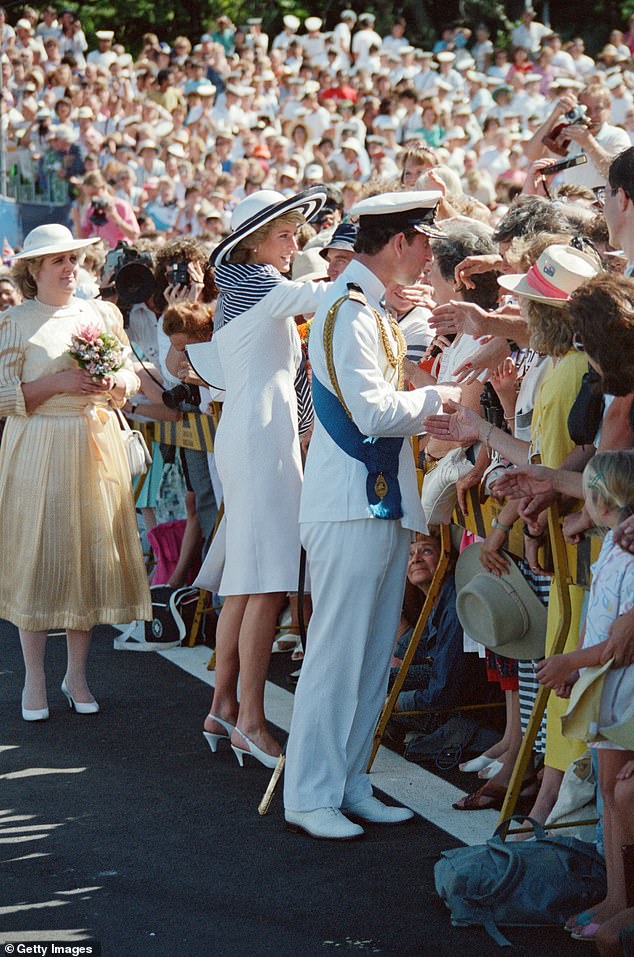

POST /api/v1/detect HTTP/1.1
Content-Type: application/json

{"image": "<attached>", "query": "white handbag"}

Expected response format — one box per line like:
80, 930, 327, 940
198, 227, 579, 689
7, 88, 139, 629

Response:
114, 406, 152, 478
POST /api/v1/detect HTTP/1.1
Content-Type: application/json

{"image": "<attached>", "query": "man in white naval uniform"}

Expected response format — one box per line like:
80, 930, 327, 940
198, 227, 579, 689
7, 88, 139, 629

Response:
284, 192, 462, 840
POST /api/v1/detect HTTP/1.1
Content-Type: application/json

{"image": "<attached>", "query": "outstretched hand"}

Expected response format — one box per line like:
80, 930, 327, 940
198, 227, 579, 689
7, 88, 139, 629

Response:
423, 400, 481, 442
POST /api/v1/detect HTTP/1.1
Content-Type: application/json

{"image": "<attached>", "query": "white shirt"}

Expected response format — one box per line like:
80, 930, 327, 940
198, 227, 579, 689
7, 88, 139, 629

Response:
555, 122, 632, 189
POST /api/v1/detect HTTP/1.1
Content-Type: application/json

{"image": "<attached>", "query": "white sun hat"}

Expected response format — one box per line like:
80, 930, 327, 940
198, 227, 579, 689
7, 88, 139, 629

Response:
210, 187, 327, 268
498, 244, 601, 307
12, 224, 100, 261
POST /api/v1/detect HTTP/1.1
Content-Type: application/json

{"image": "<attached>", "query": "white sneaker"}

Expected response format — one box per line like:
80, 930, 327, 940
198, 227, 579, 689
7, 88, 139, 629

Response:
285, 807, 364, 840
341, 795, 415, 825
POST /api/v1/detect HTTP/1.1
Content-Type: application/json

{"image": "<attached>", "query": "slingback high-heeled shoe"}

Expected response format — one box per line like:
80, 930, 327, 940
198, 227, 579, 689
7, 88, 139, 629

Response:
231, 727, 280, 769
61, 679, 100, 714
202, 714, 236, 753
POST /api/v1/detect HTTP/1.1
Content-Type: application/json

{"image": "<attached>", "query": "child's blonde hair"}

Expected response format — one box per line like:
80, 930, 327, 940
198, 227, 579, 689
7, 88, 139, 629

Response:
582, 450, 634, 517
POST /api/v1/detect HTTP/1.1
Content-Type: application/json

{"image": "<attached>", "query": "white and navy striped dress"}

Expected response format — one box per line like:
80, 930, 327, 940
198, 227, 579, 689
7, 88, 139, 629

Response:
195, 262, 329, 595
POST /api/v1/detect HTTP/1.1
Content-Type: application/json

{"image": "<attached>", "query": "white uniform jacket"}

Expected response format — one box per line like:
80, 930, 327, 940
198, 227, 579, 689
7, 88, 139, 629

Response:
300, 259, 442, 532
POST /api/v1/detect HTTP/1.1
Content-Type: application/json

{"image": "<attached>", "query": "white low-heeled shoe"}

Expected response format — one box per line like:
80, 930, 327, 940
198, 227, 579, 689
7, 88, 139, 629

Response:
285, 807, 364, 840
202, 713, 236, 753
478, 759, 504, 780
61, 679, 99, 715
341, 795, 414, 825
231, 727, 280, 769
459, 754, 498, 774
22, 695, 49, 722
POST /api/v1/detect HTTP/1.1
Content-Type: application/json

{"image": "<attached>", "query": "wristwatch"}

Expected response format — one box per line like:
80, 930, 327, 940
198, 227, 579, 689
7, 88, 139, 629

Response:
492, 516, 512, 533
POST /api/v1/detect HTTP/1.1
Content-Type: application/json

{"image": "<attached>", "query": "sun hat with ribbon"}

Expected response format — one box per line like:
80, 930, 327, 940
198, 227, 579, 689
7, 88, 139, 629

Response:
210, 187, 327, 268
498, 244, 601, 307
11, 224, 100, 261
454, 542, 548, 660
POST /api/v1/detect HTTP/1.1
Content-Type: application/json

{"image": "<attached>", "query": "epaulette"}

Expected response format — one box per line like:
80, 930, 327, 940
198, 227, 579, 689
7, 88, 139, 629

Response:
346, 282, 367, 306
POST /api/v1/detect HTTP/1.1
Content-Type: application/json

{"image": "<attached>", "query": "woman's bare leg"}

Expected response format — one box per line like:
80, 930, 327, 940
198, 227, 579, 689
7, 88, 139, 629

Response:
204, 594, 248, 735
232, 592, 286, 756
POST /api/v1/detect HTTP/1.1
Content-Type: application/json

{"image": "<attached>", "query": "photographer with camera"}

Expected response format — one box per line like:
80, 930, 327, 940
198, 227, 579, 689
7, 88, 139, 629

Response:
524, 83, 630, 189
80, 171, 140, 249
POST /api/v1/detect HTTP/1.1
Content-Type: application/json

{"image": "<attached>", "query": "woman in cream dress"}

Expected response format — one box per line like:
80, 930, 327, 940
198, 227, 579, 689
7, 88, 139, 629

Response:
0, 224, 151, 721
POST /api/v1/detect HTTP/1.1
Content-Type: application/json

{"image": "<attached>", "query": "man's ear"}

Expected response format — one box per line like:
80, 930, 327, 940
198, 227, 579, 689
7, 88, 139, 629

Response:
619, 187, 631, 213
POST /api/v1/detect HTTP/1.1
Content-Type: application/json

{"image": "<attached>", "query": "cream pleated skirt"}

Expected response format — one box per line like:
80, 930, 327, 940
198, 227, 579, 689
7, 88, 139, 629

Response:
0, 396, 152, 631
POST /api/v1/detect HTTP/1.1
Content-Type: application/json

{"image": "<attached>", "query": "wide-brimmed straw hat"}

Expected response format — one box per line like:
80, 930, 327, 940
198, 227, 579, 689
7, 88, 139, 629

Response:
210, 187, 327, 268
562, 658, 634, 749
11, 224, 100, 261
454, 542, 547, 660
498, 244, 600, 307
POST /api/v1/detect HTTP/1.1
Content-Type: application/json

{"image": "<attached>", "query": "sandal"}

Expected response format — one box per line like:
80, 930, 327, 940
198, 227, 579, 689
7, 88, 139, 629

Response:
453, 783, 507, 811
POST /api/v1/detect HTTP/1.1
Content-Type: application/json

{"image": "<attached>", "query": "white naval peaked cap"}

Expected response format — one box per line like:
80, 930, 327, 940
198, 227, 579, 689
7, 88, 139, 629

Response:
305, 17, 322, 31
283, 14, 300, 30
348, 190, 445, 237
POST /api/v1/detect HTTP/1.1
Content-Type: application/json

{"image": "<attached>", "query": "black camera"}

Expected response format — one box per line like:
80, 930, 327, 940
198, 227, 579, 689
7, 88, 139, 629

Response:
105, 242, 156, 304
161, 383, 201, 409
89, 196, 110, 226
168, 261, 190, 287
38, 120, 49, 136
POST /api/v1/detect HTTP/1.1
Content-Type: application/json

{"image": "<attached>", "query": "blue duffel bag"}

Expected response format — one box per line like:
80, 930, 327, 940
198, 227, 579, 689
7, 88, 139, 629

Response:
434, 817, 606, 947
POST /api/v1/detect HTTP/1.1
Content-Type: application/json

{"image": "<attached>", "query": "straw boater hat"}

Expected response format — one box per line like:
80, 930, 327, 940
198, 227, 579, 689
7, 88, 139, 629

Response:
454, 542, 548, 660
210, 187, 327, 268
497, 244, 601, 307
11, 224, 99, 261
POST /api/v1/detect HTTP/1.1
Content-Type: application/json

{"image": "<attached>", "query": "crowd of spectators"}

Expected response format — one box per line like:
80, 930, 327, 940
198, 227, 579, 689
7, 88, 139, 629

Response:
1, 4, 634, 954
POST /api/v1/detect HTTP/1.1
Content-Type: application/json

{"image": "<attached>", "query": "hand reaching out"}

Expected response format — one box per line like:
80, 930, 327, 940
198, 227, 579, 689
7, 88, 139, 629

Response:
453, 336, 511, 385
423, 400, 481, 442
430, 300, 492, 338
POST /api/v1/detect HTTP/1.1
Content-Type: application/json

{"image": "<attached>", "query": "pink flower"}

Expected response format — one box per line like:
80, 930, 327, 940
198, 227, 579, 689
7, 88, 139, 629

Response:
75, 321, 102, 343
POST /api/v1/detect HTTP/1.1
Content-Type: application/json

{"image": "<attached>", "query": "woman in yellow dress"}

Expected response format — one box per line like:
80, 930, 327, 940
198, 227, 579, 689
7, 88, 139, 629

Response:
0, 224, 151, 721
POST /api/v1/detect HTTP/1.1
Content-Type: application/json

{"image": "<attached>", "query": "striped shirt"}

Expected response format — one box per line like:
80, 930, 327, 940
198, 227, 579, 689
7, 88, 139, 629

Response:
214, 261, 313, 433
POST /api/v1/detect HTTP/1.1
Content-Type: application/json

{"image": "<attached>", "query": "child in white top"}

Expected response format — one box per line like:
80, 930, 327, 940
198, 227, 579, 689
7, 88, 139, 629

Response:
537, 450, 634, 941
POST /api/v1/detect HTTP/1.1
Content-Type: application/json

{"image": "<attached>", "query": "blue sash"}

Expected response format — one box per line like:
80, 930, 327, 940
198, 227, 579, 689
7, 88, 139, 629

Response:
312, 374, 404, 520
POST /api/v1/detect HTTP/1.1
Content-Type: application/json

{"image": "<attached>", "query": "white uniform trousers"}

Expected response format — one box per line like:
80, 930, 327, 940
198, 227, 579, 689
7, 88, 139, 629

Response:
284, 518, 411, 812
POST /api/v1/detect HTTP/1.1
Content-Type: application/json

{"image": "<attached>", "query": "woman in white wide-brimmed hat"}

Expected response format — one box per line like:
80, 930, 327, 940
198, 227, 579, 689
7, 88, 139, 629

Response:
187, 186, 328, 766
0, 224, 151, 721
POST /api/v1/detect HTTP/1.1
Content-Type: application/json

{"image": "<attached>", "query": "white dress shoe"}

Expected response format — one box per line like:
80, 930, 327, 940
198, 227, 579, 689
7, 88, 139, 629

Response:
22, 698, 49, 722
341, 795, 415, 825
61, 679, 100, 714
285, 807, 364, 840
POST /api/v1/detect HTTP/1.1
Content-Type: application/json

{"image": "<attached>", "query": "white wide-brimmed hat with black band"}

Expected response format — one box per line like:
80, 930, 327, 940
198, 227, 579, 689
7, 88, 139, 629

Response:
210, 187, 328, 268
11, 224, 100, 261
454, 542, 547, 660
497, 244, 600, 307
348, 190, 445, 239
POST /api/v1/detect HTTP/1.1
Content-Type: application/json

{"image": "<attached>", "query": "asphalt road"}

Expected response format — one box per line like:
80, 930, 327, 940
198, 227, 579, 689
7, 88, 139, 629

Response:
0, 621, 591, 957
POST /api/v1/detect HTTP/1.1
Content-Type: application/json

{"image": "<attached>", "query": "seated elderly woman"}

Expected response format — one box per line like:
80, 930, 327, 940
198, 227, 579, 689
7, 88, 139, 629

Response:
389, 530, 488, 726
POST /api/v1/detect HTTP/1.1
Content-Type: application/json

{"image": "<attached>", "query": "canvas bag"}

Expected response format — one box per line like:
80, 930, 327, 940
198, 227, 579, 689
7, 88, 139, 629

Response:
434, 817, 606, 947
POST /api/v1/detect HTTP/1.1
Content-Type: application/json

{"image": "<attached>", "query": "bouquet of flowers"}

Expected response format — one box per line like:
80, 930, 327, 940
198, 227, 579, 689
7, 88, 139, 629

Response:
68, 321, 124, 380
